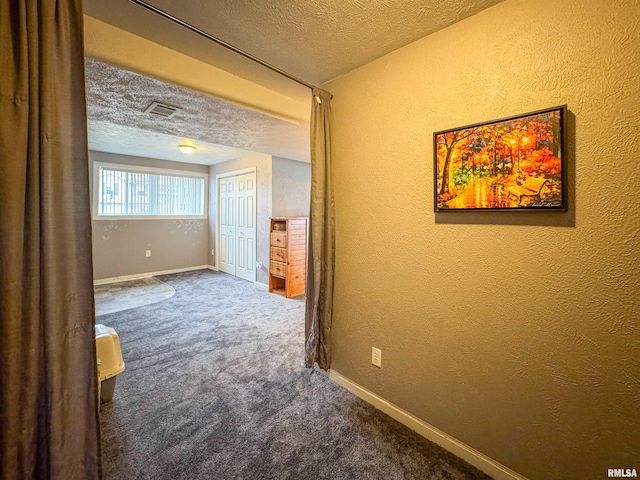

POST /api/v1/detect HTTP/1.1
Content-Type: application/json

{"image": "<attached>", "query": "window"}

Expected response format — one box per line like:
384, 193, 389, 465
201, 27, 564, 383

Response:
94, 162, 207, 219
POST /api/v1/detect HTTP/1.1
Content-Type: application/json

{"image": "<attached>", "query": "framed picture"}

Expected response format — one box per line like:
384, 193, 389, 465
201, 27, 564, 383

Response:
434, 105, 566, 212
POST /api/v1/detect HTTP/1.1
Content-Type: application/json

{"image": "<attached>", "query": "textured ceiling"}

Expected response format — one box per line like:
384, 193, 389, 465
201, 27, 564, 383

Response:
88, 122, 251, 166
83, 0, 504, 164
85, 58, 310, 164
83, 0, 505, 94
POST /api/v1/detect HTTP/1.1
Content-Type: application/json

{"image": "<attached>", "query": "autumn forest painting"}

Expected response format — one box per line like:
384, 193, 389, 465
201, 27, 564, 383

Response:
434, 106, 565, 211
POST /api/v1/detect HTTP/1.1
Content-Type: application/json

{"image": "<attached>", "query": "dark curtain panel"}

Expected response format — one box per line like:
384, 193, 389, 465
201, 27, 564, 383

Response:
0, 1, 101, 479
305, 88, 335, 370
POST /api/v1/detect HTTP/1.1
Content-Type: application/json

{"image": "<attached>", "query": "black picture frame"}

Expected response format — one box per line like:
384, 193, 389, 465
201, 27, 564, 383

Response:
434, 105, 567, 212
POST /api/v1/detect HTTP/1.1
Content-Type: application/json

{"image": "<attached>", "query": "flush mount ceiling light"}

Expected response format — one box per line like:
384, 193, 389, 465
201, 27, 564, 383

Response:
178, 144, 196, 154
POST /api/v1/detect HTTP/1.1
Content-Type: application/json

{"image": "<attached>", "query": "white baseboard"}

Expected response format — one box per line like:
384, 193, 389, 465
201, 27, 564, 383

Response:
328, 370, 527, 480
94, 265, 210, 285
254, 281, 268, 290
207, 265, 219, 271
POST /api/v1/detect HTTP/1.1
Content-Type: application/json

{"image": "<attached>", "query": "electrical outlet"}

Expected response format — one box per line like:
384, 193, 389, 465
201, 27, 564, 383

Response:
211, 249, 215, 256
145, 250, 151, 257
371, 347, 382, 368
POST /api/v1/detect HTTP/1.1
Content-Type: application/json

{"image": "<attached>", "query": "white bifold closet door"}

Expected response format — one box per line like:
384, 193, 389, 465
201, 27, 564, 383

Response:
219, 172, 256, 282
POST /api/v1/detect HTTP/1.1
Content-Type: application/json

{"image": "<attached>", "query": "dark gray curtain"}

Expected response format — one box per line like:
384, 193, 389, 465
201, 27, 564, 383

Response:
0, 1, 101, 479
305, 88, 335, 370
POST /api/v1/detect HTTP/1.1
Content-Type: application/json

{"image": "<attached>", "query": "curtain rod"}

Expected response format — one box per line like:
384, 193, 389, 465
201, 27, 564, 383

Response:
129, 0, 317, 91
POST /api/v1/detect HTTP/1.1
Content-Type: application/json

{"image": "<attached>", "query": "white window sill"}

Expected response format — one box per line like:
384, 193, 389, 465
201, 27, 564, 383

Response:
93, 215, 208, 221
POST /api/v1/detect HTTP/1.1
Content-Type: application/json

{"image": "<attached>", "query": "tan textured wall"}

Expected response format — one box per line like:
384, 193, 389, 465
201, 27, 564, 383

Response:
90, 151, 209, 280
272, 157, 311, 217
325, 1, 640, 479
208, 153, 273, 284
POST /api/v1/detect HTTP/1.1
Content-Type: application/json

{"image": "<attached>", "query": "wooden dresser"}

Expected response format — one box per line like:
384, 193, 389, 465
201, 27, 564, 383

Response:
268, 217, 308, 298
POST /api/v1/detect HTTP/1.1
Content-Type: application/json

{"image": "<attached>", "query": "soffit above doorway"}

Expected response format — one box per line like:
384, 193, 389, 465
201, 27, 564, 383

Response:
83, 0, 505, 100
85, 58, 311, 165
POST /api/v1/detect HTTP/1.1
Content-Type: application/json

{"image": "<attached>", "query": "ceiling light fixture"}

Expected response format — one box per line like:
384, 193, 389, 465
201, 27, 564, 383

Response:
178, 144, 196, 154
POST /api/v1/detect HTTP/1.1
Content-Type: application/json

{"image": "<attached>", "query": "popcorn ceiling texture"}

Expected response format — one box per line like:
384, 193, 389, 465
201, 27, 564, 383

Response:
88, 121, 251, 167
325, 1, 640, 479
161, 0, 505, 84
84, 0, 504, 86
85, 59, 310, 163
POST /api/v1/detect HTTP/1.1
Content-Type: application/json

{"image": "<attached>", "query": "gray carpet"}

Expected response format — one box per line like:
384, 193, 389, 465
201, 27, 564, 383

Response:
99, 270, 492, 480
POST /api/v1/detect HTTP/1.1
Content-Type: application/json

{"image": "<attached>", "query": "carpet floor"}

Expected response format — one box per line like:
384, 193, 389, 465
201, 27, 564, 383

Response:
98, 270, 492, 480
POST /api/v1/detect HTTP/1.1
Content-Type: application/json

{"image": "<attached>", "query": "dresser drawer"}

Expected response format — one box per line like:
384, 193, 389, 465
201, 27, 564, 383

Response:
270, 246, 286, 262
270, 261, 286, 278
270, 231, 287, 247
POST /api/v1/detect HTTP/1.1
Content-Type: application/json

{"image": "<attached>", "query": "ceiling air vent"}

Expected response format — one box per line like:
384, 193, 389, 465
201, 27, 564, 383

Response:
144, 101, 181, 119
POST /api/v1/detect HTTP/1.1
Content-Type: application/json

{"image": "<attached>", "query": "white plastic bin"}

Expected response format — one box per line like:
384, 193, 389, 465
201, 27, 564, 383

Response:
95, 324, 125, 404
